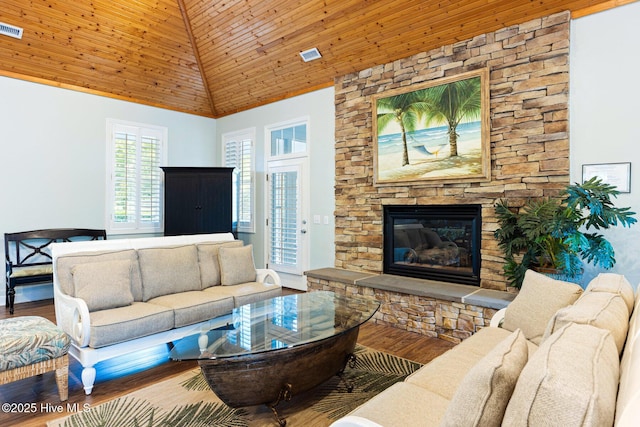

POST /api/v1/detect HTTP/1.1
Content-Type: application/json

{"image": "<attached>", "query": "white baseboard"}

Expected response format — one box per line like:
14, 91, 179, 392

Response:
278, 272, 308, 291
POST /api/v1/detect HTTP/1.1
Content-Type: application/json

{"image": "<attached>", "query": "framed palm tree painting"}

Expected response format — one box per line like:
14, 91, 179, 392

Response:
372, 68, 490, 185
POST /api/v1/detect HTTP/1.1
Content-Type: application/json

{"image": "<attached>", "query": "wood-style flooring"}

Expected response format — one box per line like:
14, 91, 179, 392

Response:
0, 298, 454, 427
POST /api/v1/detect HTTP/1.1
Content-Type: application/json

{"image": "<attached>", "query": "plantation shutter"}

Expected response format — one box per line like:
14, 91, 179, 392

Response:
269, 169, 299, 268
224, 130, 255, 233
108, 120, 166, 233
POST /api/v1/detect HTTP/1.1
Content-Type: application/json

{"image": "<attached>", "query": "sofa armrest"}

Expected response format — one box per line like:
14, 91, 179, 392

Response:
54, 288, 91, 347
329, 416, 384, 427
256, 268, 282, 286
490, 307, 507, 328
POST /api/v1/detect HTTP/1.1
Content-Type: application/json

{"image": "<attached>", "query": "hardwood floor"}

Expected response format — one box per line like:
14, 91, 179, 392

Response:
0, 298, 454, 427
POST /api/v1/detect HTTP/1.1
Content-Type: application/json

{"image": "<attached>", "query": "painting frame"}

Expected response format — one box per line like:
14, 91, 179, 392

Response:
582, 162, 631, 193
372, 68, 491, 185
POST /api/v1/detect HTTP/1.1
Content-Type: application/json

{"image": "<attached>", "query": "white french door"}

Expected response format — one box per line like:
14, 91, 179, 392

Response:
266, 157, 309, 288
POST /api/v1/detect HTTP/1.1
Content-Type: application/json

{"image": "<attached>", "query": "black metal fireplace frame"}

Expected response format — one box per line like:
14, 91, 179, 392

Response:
383, 204, 481, 286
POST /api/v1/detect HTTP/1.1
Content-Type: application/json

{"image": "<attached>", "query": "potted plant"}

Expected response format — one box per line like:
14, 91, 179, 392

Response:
494, 177, 636, 288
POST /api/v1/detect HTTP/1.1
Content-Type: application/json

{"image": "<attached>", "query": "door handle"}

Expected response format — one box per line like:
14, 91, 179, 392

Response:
300, 229, 307, 234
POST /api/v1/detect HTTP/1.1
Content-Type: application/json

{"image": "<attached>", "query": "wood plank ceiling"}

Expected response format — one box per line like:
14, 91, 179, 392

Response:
0, 0, 632, 118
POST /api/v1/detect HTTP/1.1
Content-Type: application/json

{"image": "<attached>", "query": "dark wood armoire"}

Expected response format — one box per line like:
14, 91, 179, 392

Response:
162, 167, 234, 236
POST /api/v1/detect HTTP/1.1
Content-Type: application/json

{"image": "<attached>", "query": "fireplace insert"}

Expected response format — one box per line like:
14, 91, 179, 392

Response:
383, 205, 481, 286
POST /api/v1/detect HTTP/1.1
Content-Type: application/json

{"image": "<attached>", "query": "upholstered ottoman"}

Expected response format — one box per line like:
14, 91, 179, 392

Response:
0, 316, 71, 401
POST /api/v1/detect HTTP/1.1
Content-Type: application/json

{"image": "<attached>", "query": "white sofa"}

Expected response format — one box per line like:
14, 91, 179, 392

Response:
52, 233, 281, 394
332, 270, 640, 427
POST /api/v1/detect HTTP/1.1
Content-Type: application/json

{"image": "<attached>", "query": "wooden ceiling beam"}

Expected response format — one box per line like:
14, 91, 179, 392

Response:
177, 0, 218, 116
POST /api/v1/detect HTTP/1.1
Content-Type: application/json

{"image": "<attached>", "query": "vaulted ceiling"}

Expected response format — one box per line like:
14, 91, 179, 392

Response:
0, 0, 630, 118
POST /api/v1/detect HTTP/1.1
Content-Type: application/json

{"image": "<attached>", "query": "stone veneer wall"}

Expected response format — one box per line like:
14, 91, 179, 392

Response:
334, 12, 571, 291
308, 275, 498, 343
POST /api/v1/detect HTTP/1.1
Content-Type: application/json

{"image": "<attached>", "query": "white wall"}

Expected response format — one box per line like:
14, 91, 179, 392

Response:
1, 76, 217, 304
216, 87, 336, 279
570, 1, 640, 288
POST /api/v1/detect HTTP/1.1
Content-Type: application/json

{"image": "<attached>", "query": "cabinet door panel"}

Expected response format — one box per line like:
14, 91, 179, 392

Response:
164, 172, 200, 235
199, 173, 232, 233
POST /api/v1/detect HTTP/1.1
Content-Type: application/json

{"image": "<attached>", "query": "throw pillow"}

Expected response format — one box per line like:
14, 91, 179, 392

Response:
502, 269, 583, 345
543, 291, 629, 354
138, 245, 202, 301
71, 259, 134, 312
503, 323, 619, 427
197, 240, 243, 288
56, 249, 142, 300
218, 244, 257, 286
440, 329, 528, 427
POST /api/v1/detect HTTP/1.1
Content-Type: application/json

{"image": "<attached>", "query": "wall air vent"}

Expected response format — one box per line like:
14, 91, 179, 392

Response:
299, 47, 322, 62
0, 22, 23, 40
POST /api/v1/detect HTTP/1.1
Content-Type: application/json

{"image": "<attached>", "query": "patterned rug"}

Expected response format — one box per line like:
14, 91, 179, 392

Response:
47, 345, 421, 427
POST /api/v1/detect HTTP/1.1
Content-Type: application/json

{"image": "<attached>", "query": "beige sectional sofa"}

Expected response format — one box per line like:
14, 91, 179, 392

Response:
51, 233, 281, 394
332, 269, 640, 427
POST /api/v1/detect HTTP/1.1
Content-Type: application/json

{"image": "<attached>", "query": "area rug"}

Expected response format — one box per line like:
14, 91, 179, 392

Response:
47, 345, 421, 427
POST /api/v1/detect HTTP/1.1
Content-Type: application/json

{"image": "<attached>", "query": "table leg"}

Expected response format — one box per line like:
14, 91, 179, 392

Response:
268, 383, 292, 426
338, 353, 357, 392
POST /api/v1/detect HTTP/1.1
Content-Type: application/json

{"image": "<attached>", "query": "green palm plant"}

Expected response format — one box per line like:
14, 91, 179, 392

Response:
494, 177, 636, 288
418, 76, 482, 156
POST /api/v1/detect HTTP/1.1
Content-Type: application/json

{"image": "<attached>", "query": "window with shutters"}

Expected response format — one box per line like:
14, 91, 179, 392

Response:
223, 128, 255, 233
106, 119, 167, 234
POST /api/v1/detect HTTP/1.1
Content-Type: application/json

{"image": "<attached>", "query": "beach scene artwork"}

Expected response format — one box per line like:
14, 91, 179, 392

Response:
373, 69, 490, 184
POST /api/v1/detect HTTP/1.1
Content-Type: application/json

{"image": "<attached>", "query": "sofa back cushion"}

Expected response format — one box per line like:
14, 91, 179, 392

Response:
502, 269, 583, 345
56, 249, 143, 301
138, 245, 201, 301
585, 273, 635, 313
197, 240, 244, 288
503, 323, 619, 427
218, 244, 257, 286
617, 291, 640, 425
72, 259, 134, 312
544, 291, 629, 354
440, 329, 528, 427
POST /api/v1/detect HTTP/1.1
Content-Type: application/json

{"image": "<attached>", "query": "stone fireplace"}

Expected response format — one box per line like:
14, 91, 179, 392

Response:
333, 11, 571, 292
383, 205, 481, 286
313, 12, 572, 341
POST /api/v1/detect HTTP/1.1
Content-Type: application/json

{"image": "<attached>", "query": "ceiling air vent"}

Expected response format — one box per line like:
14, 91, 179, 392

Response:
299, 48, 321, 62
0, 22, 23, 40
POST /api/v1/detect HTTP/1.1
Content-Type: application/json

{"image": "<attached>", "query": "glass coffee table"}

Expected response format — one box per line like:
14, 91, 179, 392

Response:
170, 291, 380, 425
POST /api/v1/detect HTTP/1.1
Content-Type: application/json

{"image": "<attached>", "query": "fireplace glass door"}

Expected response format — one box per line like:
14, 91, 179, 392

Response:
383, 205, 481, 286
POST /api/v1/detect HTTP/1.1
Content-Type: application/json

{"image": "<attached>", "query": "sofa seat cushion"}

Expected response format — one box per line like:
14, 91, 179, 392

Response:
440, 329, 528, 427
502, 269, 583, 344
503, 323, 619, 427
88, 302, 174, 348
148, 291, 235, 328
72, 259, 134, 312
544, 291, 629, 354
197, 241, 243, 288
204, 282, 282, 307
348, 382, 450, 427
585, 273, 635, 312
138, 245, 202, 301
406, 326, 536, 400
